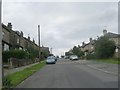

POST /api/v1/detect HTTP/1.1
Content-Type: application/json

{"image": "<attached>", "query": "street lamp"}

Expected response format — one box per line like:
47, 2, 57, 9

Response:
50, 48, 52, 54
38, 25, 41, 61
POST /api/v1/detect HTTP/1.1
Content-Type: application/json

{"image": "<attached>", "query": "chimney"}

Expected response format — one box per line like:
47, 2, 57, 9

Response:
89, 38, 92, 42
103, 28, 107, 36
7, 23, 12, 30
82, 42, 85, 46
33, 38, 35, 43
20, 31, 23, 37
28, 36, 30, 40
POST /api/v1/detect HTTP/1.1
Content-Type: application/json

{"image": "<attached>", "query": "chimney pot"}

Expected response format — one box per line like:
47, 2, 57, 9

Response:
103, 29, 107, 36
28, 36, 30, 40
89, 38, 92, 42
7, 23, 12, 30
82, 42, 85, 46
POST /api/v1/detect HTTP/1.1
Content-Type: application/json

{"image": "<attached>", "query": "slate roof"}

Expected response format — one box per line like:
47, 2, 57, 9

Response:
81, 40, 96, 48
105, 32, 120, 38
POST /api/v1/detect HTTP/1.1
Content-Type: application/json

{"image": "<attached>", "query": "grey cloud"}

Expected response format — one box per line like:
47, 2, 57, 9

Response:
2, 2, 118, 55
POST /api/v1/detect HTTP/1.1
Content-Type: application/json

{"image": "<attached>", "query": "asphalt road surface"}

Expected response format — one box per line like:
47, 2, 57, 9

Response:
16, 58, 118, 88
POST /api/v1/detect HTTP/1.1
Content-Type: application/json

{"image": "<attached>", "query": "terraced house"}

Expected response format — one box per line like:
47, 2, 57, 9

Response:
2, 23, 50, 56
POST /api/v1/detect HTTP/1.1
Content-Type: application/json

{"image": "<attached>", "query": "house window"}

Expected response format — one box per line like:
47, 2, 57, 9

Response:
3, 43, 9, 51
91, 46, 93, 49
2, 31, 5, 36
19, 47, 22, 50
116, 48, 118, 52
17, 38, 20, 44
2, 31, 5, 39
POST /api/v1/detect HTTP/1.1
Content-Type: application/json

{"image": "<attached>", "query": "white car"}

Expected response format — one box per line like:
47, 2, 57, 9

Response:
70, 55, 78, 60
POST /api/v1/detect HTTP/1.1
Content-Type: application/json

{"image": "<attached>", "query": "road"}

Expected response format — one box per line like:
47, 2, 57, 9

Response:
16, 58, 118, 88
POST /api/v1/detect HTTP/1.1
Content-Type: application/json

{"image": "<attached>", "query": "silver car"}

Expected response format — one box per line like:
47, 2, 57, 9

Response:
46, 56, 56, 64
70, 55, 78, 60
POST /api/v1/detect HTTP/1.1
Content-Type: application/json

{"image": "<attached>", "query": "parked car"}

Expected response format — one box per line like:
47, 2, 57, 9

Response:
54, 56, 58, 61
56, 56, 59, 58
69, 55, 78, 60
64, 56, 69, 59
46, 56, 56, 64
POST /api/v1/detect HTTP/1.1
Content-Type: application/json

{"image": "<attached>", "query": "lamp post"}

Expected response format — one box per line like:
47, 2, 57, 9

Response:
50, 48, 52, 54
0, 1, 3, 89
38, 25, 41, 61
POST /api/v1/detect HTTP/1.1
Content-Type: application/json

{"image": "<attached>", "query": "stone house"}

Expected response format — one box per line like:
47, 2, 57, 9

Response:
2, 23, 11, 51
81, 38, 95, 56
2, 23, 26, 50
2, 23, 50, 56
103, 29, 120, 58
81, 29, 120, 58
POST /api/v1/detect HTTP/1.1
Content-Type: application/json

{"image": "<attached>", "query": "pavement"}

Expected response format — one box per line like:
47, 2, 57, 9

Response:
16, 59, 118, 88
4, 62, 39, 76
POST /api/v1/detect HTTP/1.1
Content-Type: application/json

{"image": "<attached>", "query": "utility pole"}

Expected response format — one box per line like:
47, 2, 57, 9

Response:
0, 1, 3, 89
50, 48, 52, 54
38, 25, 41, 61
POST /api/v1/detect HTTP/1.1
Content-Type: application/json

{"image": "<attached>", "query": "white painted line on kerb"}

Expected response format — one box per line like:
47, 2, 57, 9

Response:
87, 65, 118, 76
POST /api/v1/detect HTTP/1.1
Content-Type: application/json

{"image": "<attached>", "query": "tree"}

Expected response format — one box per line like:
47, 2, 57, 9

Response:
41, 51, 49, 59
27, 45, 39, 58
65, 49, 73, 56
65, 46, 84, 58
94, 36, 116, 59
72, 46, 84, 57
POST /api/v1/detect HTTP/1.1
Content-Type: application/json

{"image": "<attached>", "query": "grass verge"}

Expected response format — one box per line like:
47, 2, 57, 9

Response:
3, 61, 46, 89
93, 58, 119, 64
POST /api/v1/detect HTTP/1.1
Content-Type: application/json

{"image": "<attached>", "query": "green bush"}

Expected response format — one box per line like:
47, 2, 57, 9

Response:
2, 51, 11, 62
11, 50, 27, 59
3, 76, 12, 89
2, 50, 30, 62
86, 53, 96, 60
94, 36, 116, 59
28, 53, 34, 60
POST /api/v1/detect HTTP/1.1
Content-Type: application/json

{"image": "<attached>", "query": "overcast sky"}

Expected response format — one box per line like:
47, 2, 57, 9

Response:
2, 1, 118, 56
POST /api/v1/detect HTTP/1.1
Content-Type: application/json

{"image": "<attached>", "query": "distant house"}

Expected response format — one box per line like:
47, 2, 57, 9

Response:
81, 38, 95, 56
103, 29, 120, 58
41, 46, 50, 53
80, 29, 120, 58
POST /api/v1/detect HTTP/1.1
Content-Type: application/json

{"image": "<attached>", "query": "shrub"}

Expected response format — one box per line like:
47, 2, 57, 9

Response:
3, 76, 12, 89
86, 53, 96, 60
10, 50, 27, 59
2, 51, 11, 62
2, 50, 29, 62
94, 36, 116, 59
